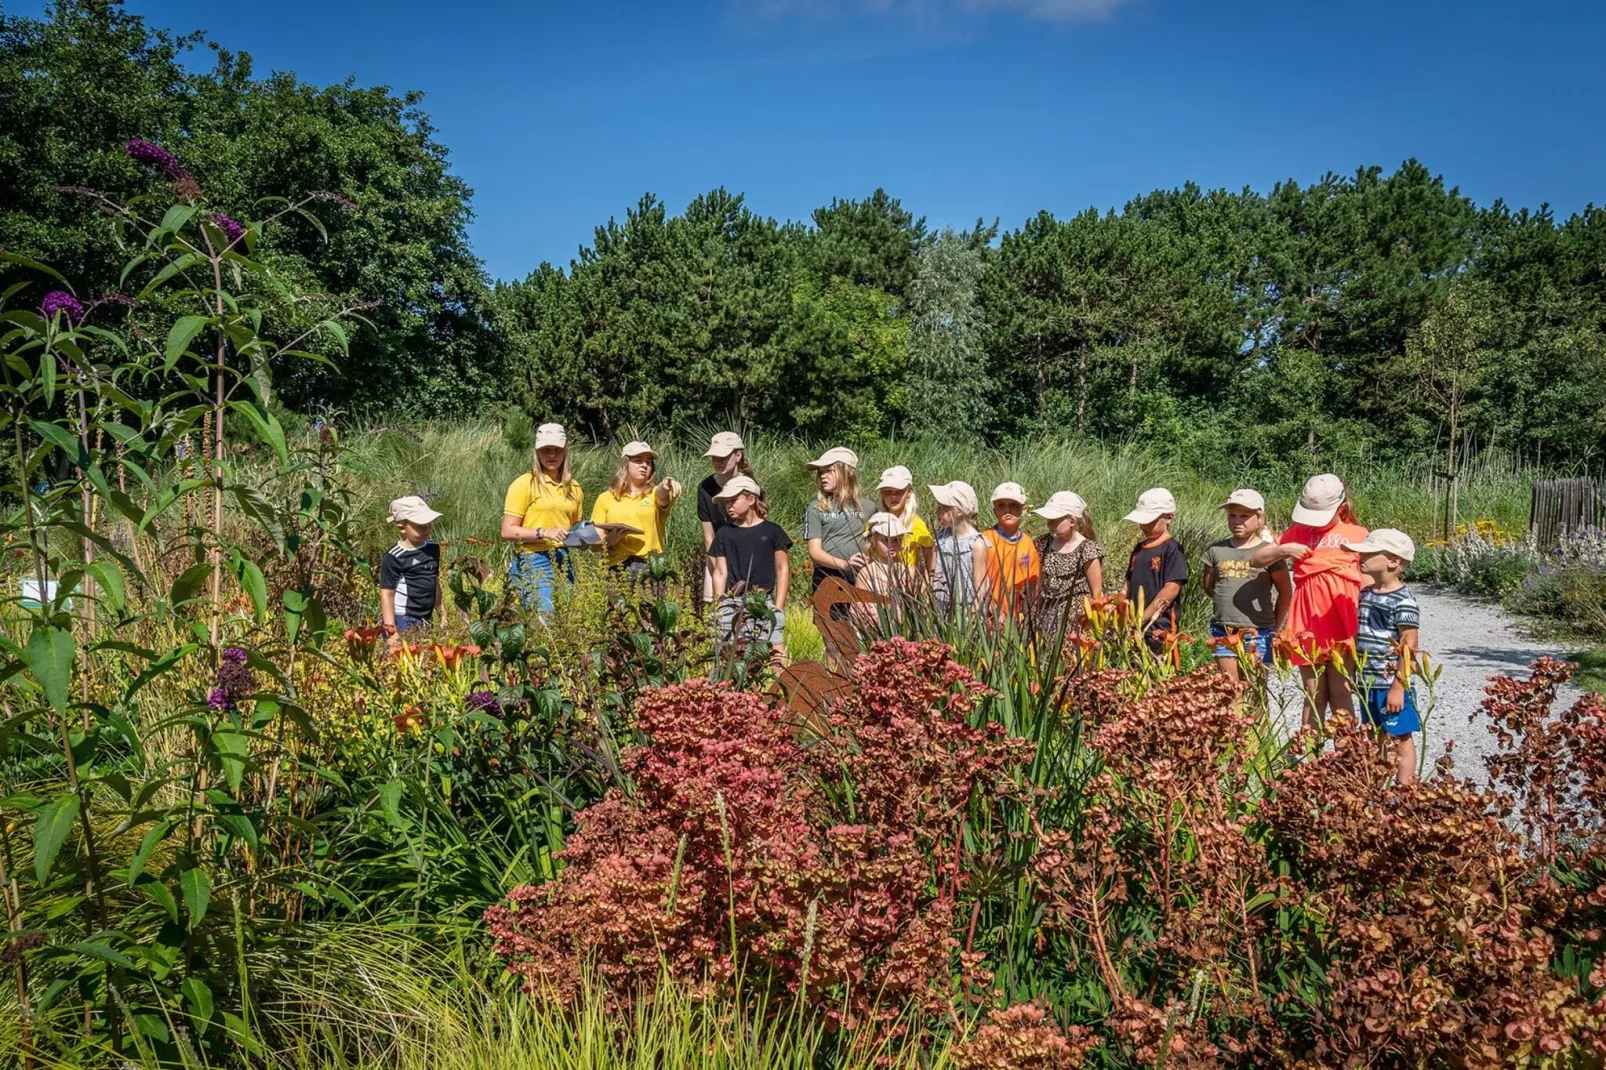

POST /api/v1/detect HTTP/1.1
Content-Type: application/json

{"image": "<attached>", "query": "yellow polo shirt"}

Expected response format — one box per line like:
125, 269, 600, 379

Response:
503, 473, 583, 551
592, 489, 669, 565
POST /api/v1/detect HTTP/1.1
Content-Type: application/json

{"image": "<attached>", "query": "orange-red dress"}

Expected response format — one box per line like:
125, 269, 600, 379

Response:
1280, 521, 1368, 665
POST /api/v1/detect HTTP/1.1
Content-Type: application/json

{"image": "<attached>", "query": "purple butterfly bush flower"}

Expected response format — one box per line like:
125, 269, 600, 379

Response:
214, 213, 244, 245
40, 291, 84, 324
209, 647, 256, 711
465, 691, 503, 718
124, 138, 187, 179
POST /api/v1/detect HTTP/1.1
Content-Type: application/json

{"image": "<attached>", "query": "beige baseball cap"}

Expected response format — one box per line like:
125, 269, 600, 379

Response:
865, 511, 907, 538
877, 465, 914, 490
713, 474, 761, 500
704, 431, 745, 458
620, 440, 658, 460
1123, 488, 1178, 524
387, 495, 442, 525
1343, 528, 1416, 563
1291, 473, 1345, 526
1035, 491, 1089, 521
928, 481, 979, 515
1220, 488, 1265, 512
534, 422, 567, 449
807, 446, 859, 470
991, 482, 1028, 505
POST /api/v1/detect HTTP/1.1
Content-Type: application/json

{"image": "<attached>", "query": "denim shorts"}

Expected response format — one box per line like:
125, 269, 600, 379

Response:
509, 549, 572, 613
1208, 624, 1275, 665
396, 614, 431, 633
1362, 685, 1422, 737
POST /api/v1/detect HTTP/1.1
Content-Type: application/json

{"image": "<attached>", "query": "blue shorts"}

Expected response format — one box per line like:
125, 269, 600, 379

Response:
509, 549, 572, 613
396, 614, 431, 633
1362, 685, 1421, 737
1207, 624, 1275, 665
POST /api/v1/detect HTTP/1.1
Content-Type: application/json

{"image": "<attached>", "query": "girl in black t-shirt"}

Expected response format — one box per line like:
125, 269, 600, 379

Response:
709, 475, 792, 667
698, 432, 754, 604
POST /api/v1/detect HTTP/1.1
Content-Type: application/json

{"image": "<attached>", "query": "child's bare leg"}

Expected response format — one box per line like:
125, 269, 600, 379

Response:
1298, 665, 1323, 732
1394, 734, 1417, 785
770, 643, 790, 670
1215, 655, 1242, 683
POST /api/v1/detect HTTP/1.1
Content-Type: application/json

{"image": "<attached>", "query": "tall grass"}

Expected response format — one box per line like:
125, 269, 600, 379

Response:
0, 924, 959, 1070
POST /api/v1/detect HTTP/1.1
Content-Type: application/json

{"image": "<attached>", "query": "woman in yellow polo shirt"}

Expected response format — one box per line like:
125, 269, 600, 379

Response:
592, 440, 681, 580
501, 422, 583, 612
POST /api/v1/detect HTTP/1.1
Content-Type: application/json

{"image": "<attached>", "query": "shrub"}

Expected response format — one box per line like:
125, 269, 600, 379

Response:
486, 639, 1034, 1028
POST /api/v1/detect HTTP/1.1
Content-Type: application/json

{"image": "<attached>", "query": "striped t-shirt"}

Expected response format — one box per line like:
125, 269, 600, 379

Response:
379, 540, 440, 619
1355, 584, 1420, 687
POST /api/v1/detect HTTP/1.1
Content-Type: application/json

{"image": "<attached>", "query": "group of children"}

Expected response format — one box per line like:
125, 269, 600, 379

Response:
377, 428, 1425, 782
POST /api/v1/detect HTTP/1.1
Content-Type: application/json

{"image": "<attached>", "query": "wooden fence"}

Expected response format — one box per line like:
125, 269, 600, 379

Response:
1530, 478, 1606, 547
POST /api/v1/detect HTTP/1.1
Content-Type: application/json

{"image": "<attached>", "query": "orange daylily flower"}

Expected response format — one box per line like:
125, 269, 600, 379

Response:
431, 643, 482, 671
393, 705, 428, 733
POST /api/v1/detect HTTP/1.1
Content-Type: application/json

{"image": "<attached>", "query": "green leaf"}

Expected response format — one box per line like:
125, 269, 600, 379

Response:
180, 867, 211, 927
378, 780, 406, 829
212, 727, 248, 793
133, 1014, 170, 1043
127, 819, 172, 884
157, 204, 200, 236
165, 315, 210, 366
181, 977, 214, 1027
24, 624, 75, 714
230, 556, 267, 623
220, 1011, 261, 1055
169, 562, 213, 607
70, 941, 135, 969
33, 793, 80, 883
228, 401, 288, 467
140, 879, 179, 923
85, 560, 126, 614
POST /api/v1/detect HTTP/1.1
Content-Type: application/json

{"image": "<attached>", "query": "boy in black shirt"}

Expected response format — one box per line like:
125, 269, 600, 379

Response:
708, 475, 792, 666
380, 495, 443, 640
1121, 487, 1189, 654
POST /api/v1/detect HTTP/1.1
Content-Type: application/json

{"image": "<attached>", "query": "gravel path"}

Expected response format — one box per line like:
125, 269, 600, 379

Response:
1266, 586, 1586, 785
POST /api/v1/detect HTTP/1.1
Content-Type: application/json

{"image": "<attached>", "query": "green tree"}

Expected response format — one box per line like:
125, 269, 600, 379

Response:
906, 229, 991, 441
0, 0, 500, 416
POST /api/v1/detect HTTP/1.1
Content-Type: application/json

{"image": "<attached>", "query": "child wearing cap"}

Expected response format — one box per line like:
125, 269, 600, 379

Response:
1347, 529, 1423, 785
803, 447, 869, 593
502, 423, 583, 613
854, 512, 921, 630
1202, 489, 1291, 680
929, 481, 984, 614
593, 441, 682, 577
1250, 473, 1368, 731
708, 475, 792, 666
380, 496, 443, 638
979, 483, 1041, 615
1033, 491, 1104, 634
698, 432, 754, 603
1121, 488, 1189, 652
874, 466, 934, 571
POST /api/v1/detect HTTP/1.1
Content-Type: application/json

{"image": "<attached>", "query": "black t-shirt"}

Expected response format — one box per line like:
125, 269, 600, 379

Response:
379, 540, 441, 618
710, 520, 793, 593
697, 474, 732, 534
1125, 536, 1189, 632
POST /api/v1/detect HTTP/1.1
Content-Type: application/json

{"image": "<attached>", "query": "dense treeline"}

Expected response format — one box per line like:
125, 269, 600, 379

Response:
5, 1, 1605, 473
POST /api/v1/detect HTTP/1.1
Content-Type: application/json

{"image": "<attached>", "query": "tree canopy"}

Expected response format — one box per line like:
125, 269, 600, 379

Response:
5, 0, 1604, 471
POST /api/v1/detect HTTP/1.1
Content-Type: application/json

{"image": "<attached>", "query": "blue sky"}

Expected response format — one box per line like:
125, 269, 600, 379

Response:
113, 0, 1604, 282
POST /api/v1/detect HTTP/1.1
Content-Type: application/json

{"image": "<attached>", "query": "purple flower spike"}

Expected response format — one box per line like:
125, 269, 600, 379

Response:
214, 213, 244, 245
465, 691, 503, 718
40, 291, 84, 324
125, 138, 187, 179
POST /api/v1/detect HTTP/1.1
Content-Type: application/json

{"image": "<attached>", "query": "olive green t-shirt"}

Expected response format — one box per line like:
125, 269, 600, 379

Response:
803, 500, 868, 565
1202, 539, 1287, 630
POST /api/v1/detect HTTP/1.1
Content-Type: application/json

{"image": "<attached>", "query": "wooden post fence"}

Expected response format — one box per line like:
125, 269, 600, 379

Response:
1530, 477, 1606, 548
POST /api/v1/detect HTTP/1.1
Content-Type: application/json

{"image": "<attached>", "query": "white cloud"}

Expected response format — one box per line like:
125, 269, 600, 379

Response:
740, 0, 1134, 23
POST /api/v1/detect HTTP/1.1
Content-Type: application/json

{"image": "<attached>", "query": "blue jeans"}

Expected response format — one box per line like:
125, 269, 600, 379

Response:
1208, 624, 1276, 665
396, 614, 430, 633
509, 549, 572, 613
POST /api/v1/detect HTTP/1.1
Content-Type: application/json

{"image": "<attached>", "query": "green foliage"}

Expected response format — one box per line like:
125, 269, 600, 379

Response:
0, 0, 502, 417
